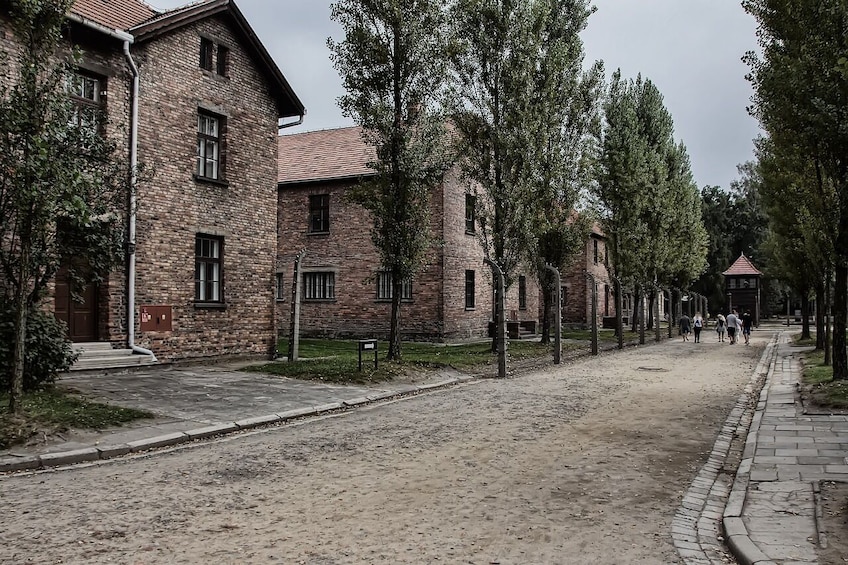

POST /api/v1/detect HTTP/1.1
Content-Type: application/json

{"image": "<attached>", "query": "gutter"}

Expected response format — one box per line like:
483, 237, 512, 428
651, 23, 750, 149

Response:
66, 13, 156, 361
278, 113, 305, 130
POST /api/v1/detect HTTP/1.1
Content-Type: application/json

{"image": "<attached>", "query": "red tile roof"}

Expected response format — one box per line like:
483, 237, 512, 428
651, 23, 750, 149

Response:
71, 0, 157, 31
722, 253, 762, 276
278, 126, 376, 185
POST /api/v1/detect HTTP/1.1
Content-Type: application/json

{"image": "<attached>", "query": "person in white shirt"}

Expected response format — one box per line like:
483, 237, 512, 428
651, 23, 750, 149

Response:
725, 310, 741, 344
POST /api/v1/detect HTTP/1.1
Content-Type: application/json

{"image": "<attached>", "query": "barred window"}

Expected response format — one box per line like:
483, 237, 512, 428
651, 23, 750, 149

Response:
518, 275, 527, 310
377, 271, 412, 300
303, 272, 335, 300
275, 272, 286, 301
465, 270, 475, 309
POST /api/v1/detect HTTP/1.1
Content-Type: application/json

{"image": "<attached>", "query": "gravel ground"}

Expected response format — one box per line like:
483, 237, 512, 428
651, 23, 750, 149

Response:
0, 334, 764, 564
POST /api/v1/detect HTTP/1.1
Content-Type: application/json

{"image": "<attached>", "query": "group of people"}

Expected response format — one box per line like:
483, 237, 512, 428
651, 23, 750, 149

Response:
679, 309, 753, 345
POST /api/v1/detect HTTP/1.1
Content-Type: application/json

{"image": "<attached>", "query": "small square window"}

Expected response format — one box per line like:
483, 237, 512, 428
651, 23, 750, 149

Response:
309, 194, 330, 233
377, 271, 412, 301
465, 270, 475, 309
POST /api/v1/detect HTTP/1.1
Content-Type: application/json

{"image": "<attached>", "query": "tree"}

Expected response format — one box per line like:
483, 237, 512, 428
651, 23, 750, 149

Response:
0, 0, 130, 413
744, 0, 848, 379
450, 0, 598, 354
329, 0, 453, 361
595, 71, 706, 332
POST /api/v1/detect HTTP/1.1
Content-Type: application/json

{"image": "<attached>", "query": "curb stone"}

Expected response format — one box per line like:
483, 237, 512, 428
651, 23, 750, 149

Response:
673, 333, 778, 564
0, 373, 470, 474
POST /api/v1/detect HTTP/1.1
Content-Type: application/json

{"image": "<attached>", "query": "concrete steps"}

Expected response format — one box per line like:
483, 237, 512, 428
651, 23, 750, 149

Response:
70, 342, 156, 371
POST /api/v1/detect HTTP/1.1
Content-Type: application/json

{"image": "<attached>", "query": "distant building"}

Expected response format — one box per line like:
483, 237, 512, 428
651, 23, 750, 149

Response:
276, 126, 540, 341
722, 253, 762, 324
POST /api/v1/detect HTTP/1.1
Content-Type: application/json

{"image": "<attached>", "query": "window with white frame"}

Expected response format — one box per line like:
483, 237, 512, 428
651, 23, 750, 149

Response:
197, 111, 224, 180
377, 271, 412, 300
195, 234, 223, 303
303, 271, 335, 300
69, 72, 103, 131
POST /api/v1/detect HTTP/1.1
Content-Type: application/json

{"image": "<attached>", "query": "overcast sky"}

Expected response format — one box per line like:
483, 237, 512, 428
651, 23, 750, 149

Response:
149, 0, 761, 191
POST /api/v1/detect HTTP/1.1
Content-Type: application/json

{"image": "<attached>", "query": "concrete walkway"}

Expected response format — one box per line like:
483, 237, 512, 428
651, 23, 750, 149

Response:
0, 363, 471, 472
723, 332, 848, 565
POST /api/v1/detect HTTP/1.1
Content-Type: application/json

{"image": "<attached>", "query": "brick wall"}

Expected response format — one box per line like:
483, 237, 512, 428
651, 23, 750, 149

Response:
277, 163, 539, 341
127, 16, 279, 360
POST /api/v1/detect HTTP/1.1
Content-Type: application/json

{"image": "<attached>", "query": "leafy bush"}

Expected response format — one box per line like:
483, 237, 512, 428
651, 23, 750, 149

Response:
0, 305, 78, 392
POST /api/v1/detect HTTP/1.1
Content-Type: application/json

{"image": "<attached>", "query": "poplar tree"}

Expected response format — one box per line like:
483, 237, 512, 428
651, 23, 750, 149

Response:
449, 0, 598, 347
0, 0, 130, 413
744, 0, 848, 379
329, 0, 453, 361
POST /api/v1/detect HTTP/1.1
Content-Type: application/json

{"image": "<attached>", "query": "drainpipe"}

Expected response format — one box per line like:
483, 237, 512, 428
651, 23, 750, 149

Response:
123, 40, 156, 361
65, 16, 156, 360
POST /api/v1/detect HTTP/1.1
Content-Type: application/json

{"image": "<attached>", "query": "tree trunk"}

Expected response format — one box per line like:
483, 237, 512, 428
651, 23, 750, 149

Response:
800, 291, 811, 341
630, 285, 640, 333
387, 278, 402, 361
646, 289, 655, 330
816, 284, 825, 350
9, 256, 29, 414
540, 273, 552, 344
830, 262, 844, 373
827, 268, 835, 368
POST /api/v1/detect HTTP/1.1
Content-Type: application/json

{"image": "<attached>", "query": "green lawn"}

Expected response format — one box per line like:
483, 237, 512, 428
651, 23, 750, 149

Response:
0, 389, 154, 450
801, 348, 848, 409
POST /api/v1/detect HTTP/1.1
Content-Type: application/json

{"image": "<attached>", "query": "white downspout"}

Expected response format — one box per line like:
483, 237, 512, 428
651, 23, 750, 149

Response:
123, 40, 156, 361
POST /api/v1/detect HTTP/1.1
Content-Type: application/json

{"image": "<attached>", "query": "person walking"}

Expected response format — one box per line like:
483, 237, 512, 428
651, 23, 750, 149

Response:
715, 313, 727, 342
679, 313, 691, 341
693, 312, 704, 343
741, 309, 753, 345
726, 310, 740, 344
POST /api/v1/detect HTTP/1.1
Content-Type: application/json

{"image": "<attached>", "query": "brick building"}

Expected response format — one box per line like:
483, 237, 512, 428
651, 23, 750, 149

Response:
558, 225, 617, 328
1, 0, 304, 363
276, 126, 541, 341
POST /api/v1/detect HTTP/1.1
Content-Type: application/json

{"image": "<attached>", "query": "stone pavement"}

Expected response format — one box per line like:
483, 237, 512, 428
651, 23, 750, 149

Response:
722, 332, 848, 565
3, 330, 847, 565
0, 362, 471, 473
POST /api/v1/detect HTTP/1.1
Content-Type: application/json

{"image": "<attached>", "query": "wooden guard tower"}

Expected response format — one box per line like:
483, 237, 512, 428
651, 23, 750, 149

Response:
722, 253, 762, 325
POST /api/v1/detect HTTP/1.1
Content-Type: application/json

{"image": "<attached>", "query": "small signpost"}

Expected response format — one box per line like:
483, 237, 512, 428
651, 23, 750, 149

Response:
358, 339, 378, 371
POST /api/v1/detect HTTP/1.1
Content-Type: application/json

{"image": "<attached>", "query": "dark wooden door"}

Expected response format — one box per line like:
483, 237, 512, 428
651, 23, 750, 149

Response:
54, 267, 99, 342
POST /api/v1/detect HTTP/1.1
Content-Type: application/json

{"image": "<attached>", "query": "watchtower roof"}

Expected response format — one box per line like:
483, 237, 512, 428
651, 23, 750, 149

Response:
722, 253, 762, 276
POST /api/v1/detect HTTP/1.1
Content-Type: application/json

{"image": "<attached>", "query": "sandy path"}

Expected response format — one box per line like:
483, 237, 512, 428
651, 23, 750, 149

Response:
0, 333, 765, 564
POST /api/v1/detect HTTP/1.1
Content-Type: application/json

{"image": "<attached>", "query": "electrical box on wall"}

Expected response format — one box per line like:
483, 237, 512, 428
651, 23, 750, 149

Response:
140, 305, 172, 332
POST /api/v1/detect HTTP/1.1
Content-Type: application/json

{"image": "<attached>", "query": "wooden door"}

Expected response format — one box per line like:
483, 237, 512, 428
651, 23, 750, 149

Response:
54, 266, 99, 342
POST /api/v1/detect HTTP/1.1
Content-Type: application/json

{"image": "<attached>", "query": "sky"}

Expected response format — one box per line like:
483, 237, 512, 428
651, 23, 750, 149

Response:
149, 0, 762, 192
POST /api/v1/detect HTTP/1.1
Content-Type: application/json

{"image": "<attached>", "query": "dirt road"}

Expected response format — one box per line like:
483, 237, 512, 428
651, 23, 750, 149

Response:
0, 333, 765, 564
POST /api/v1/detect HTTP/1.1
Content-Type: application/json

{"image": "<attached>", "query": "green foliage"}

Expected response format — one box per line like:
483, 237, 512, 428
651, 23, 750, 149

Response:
744, 0, 848, 378
594, 71, 707, 291
328, 0, 454, 359
0, 389, 153, 449
0, 303, 78, 391
0, 0, 137, 407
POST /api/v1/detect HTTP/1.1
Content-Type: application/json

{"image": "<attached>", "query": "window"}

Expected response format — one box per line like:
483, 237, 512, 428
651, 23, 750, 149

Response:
216, 45, 229, 77
465, 270, 475, 309
195, 235, 223, 303
303, 272, 335, 300
729, 278, 737, 289
465, 194, 476, 233
309, 194, 330, 233
593, 239, 599, 264
377, 271, 412, 300
197, 112, 223, 180
518, 275, 527, 310
200, 37, 214, 71
69, 72, 103, 131
275, 272, 286, 301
